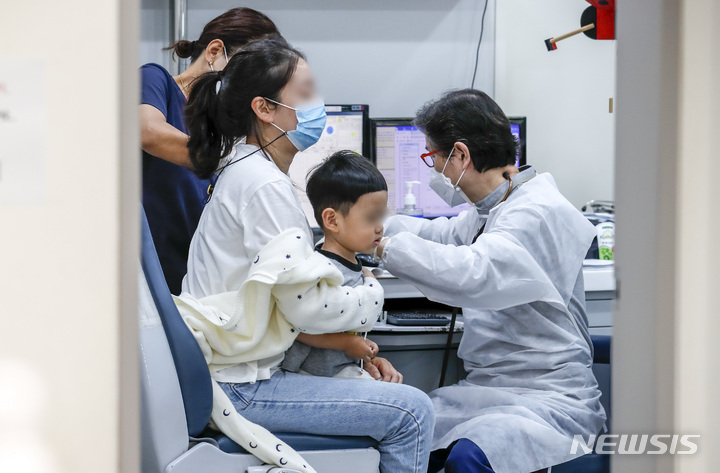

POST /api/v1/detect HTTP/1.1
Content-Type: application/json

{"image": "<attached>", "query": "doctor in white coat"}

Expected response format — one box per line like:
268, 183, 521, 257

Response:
374, 89, 606, 473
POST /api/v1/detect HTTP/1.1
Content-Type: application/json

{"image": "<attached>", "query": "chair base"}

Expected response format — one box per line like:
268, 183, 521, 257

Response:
551, 452, 610, 473
165, 441, 380, 473
210, 431, 378, 454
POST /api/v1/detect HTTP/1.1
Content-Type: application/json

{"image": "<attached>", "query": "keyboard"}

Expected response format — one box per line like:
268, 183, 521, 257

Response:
386, 312, 451, 326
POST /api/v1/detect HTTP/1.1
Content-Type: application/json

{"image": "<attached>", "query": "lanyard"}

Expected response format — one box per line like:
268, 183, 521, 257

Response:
206, 134, 285, 203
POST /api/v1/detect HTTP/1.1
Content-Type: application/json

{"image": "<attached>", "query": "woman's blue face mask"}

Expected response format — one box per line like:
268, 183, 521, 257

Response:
264, 97, 327, 151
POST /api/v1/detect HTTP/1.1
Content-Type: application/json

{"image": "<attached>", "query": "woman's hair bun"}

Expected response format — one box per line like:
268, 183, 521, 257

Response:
171, 39, 196, 59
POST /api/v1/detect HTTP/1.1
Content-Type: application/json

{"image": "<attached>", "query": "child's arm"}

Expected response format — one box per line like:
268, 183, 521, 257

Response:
296, 333, 379, 362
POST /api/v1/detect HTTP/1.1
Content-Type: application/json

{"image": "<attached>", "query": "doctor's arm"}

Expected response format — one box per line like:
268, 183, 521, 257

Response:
379, 230, 555, 311
384, 209, 485, 246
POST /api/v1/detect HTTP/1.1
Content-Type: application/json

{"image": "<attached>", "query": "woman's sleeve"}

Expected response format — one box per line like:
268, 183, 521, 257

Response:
273, 274, 384, 335
140, 64, 170, 117
241, 181, 384, 334
384, 209, 484, 246
239, 180, 311, 264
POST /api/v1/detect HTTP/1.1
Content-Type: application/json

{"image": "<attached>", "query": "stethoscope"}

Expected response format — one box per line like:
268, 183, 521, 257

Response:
471, 171, 514, 244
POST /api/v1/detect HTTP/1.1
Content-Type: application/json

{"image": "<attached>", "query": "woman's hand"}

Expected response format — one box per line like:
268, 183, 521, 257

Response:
344, 335, 379, 364
362, 267, 376, 279
369, 356, 403, 383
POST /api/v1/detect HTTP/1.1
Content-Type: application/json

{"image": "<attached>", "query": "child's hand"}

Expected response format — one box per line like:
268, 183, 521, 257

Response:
344, 336, 379, 364
369, 356, 403, 383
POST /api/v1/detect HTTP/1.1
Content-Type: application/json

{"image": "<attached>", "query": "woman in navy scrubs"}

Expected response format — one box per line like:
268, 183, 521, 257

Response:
140, 7, 279, 294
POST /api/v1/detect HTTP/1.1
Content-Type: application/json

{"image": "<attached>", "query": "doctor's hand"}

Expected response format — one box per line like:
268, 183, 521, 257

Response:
369, 356, 403, 384
362, 267, 376, 279
375, 237, 389, 261
343, 335, 379, 364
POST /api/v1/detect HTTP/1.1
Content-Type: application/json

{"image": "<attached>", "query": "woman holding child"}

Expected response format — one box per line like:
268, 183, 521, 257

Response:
174, 37, 434, 473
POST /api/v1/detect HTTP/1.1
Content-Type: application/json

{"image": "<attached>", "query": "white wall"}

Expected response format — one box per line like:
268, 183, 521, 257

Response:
141, 0, 172, 70
495, 0, 616, 210
675, 0, 720, 470
613, 0, 679, 470
0, 0, 140, 471
613, 0, 720, 471
141, 0, 496, 118
139, 0, 615, 209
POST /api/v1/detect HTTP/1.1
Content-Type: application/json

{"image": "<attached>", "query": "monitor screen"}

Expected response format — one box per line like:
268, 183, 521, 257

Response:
373, 119, 471, 218
289, 104, 369, 227
508, 116, 527, 167
374, 116, 527, 218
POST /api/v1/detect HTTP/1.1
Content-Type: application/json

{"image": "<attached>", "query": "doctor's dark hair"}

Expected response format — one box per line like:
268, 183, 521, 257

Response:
414, 89, 517, 173
306, 150, 388, 229
185, 37, 305, 179
166, 8, 279, 62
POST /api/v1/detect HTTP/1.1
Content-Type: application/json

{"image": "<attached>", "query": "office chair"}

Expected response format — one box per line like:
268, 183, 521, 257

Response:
138, 207, 380, 473
551, 334, 612, 473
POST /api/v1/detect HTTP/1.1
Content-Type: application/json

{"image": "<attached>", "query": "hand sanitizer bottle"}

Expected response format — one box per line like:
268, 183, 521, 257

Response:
396, 180, 423, 217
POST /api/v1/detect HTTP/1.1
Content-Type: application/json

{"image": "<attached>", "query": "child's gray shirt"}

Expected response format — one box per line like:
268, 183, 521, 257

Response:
281, 247, 364, 377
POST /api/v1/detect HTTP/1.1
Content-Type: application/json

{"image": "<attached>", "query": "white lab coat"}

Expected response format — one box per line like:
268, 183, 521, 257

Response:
382, 170, 606, 473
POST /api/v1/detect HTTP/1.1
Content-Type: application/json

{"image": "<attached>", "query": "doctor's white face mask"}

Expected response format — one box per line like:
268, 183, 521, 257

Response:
428, 148, 474, 207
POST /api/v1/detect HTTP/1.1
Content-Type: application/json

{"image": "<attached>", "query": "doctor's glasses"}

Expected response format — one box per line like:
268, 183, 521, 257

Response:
420, 149, 440, 167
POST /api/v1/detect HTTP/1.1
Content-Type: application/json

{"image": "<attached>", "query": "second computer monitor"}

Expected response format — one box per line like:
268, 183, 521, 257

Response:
508, 116, 527, 168
289, 104, 370, 227
373, 117, 527, 218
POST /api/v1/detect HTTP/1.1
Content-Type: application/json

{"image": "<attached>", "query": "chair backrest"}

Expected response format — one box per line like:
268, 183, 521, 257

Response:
590, 335, 611, 365
140, 207, 213, 436
139, 265, 190, 472
590, 334, 612, 432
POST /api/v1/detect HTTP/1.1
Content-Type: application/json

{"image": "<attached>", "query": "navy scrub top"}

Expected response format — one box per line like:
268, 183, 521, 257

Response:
141, 63, 213, 295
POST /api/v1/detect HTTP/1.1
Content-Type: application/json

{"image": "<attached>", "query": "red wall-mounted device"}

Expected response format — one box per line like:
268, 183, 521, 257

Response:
545, 0, 616, 51
582, 0, 616, 40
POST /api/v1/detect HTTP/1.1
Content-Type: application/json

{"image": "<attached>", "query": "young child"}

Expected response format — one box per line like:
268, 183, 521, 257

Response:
281, 150, 388, 380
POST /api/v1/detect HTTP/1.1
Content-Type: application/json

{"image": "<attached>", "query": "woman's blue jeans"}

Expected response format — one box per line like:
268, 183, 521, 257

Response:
219, 370, 435, 473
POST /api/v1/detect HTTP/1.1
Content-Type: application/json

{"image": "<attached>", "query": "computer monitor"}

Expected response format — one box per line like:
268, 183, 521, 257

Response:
372, 118, 467, 217
373, 116, 528, 218
289, 104, 370, 227
508, 116, 527, 167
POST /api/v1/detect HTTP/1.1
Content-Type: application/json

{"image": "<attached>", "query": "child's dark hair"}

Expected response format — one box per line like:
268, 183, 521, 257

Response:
185, 37, 305, 179
306, 150, 388, 228
165, 7, 279, 62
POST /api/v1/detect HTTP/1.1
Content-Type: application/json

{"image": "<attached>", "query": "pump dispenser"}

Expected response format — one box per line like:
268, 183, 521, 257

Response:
396, 180, 423, 217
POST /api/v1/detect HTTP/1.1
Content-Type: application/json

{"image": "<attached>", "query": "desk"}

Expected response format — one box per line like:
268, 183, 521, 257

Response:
370, 322, 465, 393
369, 265, 615, 393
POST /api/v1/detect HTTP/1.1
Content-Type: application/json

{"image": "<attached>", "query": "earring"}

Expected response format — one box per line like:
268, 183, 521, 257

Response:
209, 62, 214, 72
